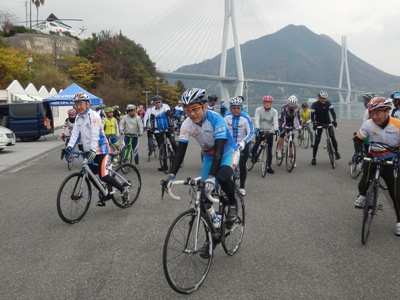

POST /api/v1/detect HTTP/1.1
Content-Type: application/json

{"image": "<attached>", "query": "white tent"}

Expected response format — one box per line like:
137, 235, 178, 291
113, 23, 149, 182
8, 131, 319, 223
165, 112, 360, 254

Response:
6, 80, 36, 102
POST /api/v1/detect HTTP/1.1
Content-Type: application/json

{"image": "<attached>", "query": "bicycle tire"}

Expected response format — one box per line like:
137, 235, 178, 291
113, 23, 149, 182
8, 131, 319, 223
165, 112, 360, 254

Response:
159, 143, 169, 174
303, 129, 309, 149
261, 146, 268, 177
297, 131, 302, 146
275, 144, 283, 166
57, 173, 92, 224
221, 190, 245, 256
362, 181, 378, 245
350, 154, 362, 179
163, 209, 213, 294
379, 177, 388, 190
286, 140, 296, 172
246, 141, 255, 171
111, 163, 141, 208
327, 138, 335, 169
67, 155, 73, 171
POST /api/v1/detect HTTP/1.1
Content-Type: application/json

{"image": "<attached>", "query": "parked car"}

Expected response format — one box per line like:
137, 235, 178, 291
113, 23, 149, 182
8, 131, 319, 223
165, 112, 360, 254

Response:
0, 126, 16, 151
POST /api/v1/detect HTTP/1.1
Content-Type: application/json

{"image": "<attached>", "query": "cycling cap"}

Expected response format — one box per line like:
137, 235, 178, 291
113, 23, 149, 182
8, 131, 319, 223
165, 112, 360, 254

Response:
229, 96, 243, 106
390, 91, 400, 100
181, 88, 208, 106
368, 97, 392, 112
126, 104, 136, 111
73, 92, 90, 103
363, 92, 375, 101
301, 102, 308, 108
287, 95, 298, 107
208, 94, 218, 101
263, 95, 274, 102
153, 95, 162, 102
104, 107, 113, 113
318, 90, 328, 99
67, 108, 76, 115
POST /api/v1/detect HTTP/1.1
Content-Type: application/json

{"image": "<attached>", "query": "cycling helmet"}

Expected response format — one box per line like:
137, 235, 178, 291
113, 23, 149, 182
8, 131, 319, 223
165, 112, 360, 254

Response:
263, 95, 274, 102
153, 95, 162, 102
287, 95, 298, 107
318, 90, 328, 99
229, 96, 243, 106
368, 97, 392, 112
104, 107, 113, 113
67, 108, 76, 115
181, 88, 208, 106
73, 92, 90, 104
390, 91, 400, 100
208, 94, 218, 101
150, 100, 154, 105
301, 102, 308, 108
126, 104, 136, 111
363, 92, 375, 101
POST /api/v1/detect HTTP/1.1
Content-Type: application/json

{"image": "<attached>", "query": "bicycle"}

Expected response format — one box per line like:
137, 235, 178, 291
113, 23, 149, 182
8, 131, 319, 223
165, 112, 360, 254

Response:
161, 178, 245, 294
119, 133, 138, 167
61, 143, 83, 170
359, 150, 397, 244
297, 121, 310, 149
147, 132, 158, 162
247, 131, 278, 177
317, 123, 336, 169
158, 130, 174, 174
276, 126, 296, 172
57, 150, 141, 224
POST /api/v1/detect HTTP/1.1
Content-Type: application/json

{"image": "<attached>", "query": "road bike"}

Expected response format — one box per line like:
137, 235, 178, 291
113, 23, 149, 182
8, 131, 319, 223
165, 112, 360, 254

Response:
276, 126, 296, 172
158, 130, 174, 174
297, 121, 310, 149
61, 143, 83, 171
119, 133, 138, 168
247, 131, 278, 177
359, 148, 397, 244
57, 150, 141, 224
317, 123, 336, 169
161, 178, 245, 294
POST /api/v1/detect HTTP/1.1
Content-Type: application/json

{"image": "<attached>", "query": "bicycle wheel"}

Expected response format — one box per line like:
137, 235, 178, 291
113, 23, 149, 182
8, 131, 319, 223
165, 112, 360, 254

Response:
57, 173, 92, 224
159, 143, 169, 174
303, 129, 309, 149
275, 144, 284, 166
111, 163, 141, 208
221, 190, 245, 256
67, 154, 73, 171
163, 209, 213, 294
286, 140, 296, 172
297, 130, 302, 146
246, 141, 255, 171
362, 181, 378, 245
261, 146, 268, 178
379, 177, 388, 190
350, 155, 362, 179
327, 138, 335, 169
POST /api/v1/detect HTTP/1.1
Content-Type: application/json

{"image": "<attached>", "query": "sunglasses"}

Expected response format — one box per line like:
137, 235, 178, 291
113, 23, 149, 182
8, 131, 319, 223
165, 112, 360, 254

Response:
184, 105, 203, 113
155, 101, 161, 104
230, 107, 241, 110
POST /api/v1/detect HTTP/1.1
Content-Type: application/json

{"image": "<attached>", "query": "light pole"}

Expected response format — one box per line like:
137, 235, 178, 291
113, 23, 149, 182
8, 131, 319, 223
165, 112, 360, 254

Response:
142, 91, 151, 110
156, 77, 160, 95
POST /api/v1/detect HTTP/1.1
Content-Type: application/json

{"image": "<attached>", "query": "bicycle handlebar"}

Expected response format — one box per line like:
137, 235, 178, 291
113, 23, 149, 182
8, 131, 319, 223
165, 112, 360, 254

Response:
62, 149, 99, 166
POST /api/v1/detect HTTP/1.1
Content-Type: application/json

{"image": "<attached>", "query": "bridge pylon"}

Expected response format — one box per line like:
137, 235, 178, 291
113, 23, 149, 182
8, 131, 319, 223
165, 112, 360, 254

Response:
219, 0, 244, 102
338, 36, 352, 103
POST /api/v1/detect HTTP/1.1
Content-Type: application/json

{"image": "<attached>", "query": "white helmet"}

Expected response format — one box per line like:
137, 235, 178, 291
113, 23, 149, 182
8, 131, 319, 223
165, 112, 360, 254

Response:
287, 95, 298, 107
126, 104, 136, 111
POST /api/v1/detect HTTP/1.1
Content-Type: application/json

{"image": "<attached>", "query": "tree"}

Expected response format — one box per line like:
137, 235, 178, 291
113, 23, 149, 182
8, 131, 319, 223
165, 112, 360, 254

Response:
32, 0, 45, 26
0, 48, 31, 88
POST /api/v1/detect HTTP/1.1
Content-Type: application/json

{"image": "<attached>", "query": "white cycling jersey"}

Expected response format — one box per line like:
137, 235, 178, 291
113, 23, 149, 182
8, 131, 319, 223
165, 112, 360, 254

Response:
224, 111, 254, 144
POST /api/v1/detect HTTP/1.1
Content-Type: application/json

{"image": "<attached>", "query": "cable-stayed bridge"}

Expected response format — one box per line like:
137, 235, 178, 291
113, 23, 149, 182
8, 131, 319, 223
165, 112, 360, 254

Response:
131, 0, 359, 104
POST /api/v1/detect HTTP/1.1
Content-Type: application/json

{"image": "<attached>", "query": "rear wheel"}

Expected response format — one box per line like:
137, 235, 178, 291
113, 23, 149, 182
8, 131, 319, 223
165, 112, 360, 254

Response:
275, 144, 283, 166
297, 130, 302, 146
286, 140, 296, 172
163, 209, 213, 294
57, 173, 91, 224
303, 129, 310, 149
111, 164, 141, 208
327, 138, 335, 169
362, 182, 378, 245
159, 143, 169, 174
261, 146, 268, 178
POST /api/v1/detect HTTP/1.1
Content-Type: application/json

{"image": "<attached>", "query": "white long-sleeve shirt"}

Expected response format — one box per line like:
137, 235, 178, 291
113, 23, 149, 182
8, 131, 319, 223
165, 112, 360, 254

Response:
254, 106, 279, 132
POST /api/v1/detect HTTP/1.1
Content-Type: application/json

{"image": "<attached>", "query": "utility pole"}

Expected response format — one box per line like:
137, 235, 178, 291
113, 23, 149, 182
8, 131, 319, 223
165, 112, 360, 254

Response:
142, 91, 151, 110
156, 77, 160, 95
29, 0, 32, 29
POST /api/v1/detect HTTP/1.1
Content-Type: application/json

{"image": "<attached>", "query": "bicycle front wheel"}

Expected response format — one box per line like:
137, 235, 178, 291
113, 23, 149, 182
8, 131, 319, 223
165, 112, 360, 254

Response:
362, 181, 378, 245
159, 143, 169, 174
286, 140, 296, 172
221, 190, 245, 256
261, 146, 268, 177
327, 138, 335, 169
275, 144, 283, 166
297, 130, 302, 146
246, 141, 255, 171
111, 163, 141, 208
163, 209, 213, 294
303, 129, 309, 149
57, 173, 92, 224
350, 156, 362, 179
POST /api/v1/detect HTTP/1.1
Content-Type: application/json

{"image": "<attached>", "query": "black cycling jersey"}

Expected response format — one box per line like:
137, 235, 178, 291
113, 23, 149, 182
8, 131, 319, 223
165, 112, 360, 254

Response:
311, 100, 336, 124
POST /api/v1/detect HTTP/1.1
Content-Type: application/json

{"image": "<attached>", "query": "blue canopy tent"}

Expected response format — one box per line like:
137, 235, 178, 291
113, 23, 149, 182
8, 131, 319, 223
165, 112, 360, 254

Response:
43, 83, 103, 106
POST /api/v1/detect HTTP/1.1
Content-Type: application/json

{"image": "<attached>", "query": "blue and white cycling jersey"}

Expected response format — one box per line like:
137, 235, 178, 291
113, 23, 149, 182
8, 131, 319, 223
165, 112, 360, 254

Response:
149, 103, 171, 131
224, 111, 254, 144
179, 110, 238, 157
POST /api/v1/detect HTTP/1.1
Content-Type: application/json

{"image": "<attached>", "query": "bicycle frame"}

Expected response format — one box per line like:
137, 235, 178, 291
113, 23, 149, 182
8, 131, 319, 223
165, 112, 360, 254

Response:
317, 124, 335, 168
122, 134, 138, 162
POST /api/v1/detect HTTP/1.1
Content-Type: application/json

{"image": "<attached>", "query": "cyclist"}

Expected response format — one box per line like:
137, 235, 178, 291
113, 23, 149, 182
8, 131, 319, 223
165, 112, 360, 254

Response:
172, 100, 184, 131
146, 95, 178, 171
104, 107, 120, 151
206, 93, 218, 111
277, 95, 300, 157
362, 93, 375, 123
119, 104, 144, 166
143, 100, 156, 157
300, 102, 315, 147
390, 91, 400, 119
61, 108, 77, 147
162, 88, 240, 230
137, 105, 146, 119
224, 96, 254, 196
310, 90, 340, 165
251, 95, 279, 174
353, 97, 400, 236
64, 92, 129, 207
220, 99, 227, 117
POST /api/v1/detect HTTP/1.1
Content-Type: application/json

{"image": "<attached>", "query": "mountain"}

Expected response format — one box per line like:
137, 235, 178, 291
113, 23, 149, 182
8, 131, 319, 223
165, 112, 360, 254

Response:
173, 25, 399, 98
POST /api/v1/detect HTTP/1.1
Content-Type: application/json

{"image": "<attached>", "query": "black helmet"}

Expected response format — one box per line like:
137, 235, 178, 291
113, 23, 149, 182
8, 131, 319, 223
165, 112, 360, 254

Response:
208, 94, 218, 101
363, 92, 375, 101
301, 102, 308, 108
390, 92, 400, 100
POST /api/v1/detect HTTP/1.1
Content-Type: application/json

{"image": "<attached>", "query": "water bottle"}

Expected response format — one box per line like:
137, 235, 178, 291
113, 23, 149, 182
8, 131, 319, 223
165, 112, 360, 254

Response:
205, 203, 221, 228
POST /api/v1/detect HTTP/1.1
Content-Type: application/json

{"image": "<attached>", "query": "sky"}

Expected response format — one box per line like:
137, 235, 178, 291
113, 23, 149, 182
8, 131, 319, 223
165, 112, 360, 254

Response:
2, 0, 400, 76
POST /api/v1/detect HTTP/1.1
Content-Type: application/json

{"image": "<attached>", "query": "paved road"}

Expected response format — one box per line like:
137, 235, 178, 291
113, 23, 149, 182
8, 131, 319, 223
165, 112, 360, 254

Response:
1, 119, 400, 300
